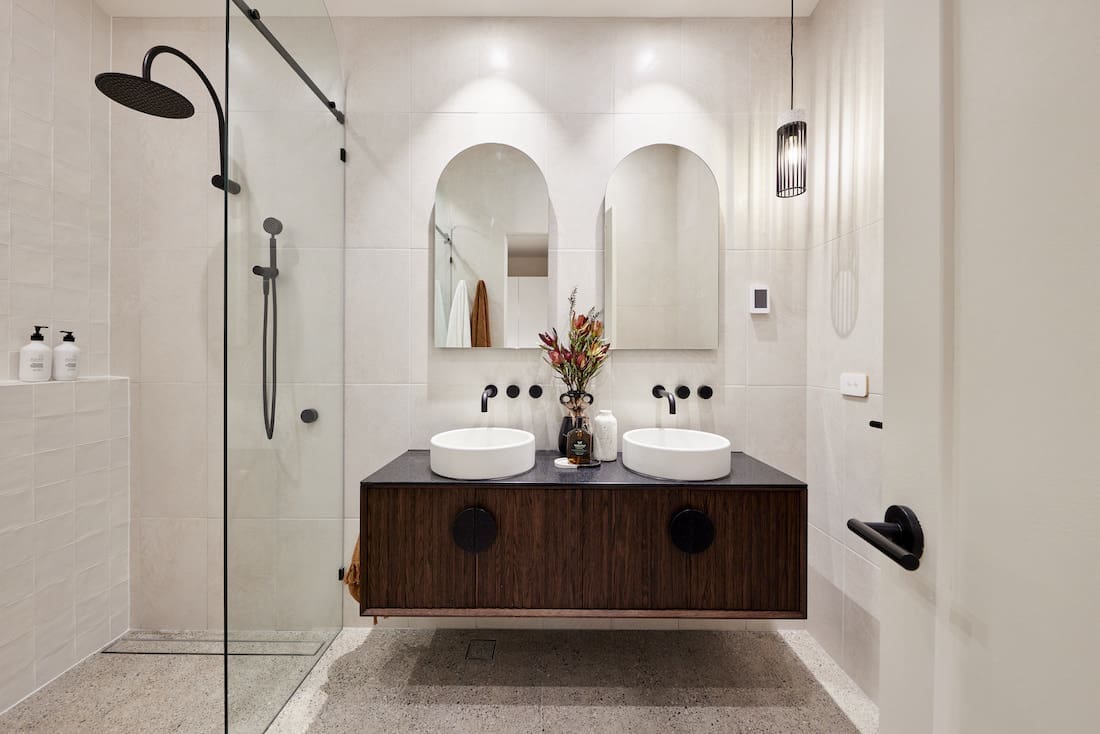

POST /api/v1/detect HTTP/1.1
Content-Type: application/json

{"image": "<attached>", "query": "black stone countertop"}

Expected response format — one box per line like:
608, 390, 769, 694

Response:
362, 450, 805, 489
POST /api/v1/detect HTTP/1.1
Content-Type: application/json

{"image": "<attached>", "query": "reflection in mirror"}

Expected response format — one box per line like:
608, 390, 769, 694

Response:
432, 144, 549, 349
603, 145, 720, 350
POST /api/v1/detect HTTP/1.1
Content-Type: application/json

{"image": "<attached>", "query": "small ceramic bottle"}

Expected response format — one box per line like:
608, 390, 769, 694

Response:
566, 416, 594, 465
593, 410, 618, 462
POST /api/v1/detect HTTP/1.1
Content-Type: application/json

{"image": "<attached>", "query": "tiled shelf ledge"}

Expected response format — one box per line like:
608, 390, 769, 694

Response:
0, 376, 131, 714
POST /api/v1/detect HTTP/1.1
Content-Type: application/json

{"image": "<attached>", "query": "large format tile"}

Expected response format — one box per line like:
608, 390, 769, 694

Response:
345, 249, 410, 385
133, 383, 207, 518
132, 517, 207, 631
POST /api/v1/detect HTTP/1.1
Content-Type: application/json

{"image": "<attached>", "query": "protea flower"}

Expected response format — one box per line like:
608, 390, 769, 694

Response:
538, 286, 611, 395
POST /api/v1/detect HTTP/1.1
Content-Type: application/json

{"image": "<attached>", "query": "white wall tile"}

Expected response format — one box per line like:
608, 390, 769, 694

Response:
745, 386, 806, 480
336, 18, 411, 113
345, 250, 410, 384
544, 20, 615, 114
134, 383, 206, 517
344, 384, 409, 519
132, 517, 206, 631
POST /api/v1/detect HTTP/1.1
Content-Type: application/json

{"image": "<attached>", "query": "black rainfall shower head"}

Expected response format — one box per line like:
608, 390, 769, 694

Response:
263, 218, 283, 236
94, 72, 195, 119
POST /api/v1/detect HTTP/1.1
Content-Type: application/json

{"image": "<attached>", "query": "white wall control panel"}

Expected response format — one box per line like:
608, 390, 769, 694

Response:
840, 372, 869, 397
750, 285, 770, 314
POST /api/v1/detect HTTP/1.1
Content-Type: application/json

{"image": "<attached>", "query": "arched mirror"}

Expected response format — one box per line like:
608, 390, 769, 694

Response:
432, 143, 550, 349
603, 144, 720, 350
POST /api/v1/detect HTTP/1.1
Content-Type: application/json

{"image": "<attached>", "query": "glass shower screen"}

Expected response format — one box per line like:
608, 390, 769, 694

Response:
223, 1, 345, 730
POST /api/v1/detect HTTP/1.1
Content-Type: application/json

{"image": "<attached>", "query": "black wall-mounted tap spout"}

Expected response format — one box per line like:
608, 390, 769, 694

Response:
653, 385, 677, 415
481, 385, 498, 413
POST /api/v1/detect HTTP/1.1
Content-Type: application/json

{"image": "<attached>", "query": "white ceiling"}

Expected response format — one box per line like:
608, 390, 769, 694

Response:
97, 0, 819, 19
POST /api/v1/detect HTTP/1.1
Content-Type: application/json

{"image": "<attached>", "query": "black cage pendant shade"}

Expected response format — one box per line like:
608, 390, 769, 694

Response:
777, 0, 807, 198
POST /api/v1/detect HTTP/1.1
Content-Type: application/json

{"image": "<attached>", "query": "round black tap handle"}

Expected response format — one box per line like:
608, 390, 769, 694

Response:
506, 385, 521, 398
300, 408, 319, 423
675, 385, 691, 400
698, 385, 714, 400
529, 385, 543, 399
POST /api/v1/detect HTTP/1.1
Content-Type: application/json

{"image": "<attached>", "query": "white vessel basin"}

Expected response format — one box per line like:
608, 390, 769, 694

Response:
622, 428, 732, 481
430, 427, 536, 480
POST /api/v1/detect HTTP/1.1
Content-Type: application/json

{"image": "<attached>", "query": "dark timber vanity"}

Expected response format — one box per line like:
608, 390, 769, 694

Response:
360, 450, 807, 619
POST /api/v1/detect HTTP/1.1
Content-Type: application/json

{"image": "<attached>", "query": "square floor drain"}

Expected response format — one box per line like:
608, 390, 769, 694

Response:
465, 639, 497, 661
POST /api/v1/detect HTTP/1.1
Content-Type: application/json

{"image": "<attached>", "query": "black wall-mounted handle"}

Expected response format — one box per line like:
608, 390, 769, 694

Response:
847, 505, 924, 571
506, 385, 521, 398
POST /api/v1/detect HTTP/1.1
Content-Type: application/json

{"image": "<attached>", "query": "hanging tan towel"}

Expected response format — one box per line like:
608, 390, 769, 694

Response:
344, 535, 362, 604
470, 279, 492, 347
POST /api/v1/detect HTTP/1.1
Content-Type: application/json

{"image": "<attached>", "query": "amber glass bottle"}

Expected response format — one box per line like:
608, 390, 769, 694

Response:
566, 417, 594, 465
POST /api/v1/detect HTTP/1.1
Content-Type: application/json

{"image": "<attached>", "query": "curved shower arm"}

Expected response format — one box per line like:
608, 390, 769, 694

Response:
142, 45, 239, 194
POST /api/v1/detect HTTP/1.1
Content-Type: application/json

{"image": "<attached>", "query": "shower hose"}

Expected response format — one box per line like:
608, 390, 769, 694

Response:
254, 217, 282, 440
261, 274, 276, 440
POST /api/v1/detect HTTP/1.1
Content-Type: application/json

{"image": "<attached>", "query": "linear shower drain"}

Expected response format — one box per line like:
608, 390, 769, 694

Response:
465, 639, 497, 661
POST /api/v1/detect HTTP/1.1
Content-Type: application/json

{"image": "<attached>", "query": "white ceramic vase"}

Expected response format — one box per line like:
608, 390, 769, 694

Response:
593, 410, 618, 462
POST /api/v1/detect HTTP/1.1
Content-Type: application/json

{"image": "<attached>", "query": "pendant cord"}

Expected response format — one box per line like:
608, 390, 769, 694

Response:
790, 0, 795, 110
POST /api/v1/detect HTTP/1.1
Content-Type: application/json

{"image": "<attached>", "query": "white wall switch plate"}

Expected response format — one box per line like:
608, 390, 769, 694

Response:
840, 372, 869, 397
750, 285, 770, 314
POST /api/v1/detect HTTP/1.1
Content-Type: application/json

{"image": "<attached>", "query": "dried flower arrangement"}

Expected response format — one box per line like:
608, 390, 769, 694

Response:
538, 287, 611, 412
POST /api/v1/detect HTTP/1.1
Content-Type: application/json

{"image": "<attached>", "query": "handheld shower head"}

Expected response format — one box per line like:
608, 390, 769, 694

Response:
263, 217, 283, 236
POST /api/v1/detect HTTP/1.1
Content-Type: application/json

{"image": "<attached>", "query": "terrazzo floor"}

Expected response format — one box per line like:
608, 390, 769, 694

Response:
0, 628, 877, 734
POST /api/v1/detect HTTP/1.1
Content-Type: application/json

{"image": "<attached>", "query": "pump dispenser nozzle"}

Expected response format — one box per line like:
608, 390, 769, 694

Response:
30, 325, 47, 341
60, 331, 75, 342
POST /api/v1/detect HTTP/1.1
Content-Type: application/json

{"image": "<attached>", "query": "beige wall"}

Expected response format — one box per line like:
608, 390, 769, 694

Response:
108, 17, 225, 631
337, 15, 813, 627
0, 0, 111, 379
109, 16, 346, 633
95, 7, 883, 705
803, 0, 884, 702
0, 0, 126, 714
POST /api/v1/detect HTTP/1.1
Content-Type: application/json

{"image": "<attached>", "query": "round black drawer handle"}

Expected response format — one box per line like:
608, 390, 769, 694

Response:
669, 508, 716, 554
452, 506, 497, 553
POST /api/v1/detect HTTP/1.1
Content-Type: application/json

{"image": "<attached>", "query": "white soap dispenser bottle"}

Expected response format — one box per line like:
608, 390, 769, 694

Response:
19, 325, 52, 382
53, 330, 80, 381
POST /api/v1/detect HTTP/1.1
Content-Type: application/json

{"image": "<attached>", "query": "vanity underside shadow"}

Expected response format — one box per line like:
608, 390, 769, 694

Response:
361, 451, 807, 619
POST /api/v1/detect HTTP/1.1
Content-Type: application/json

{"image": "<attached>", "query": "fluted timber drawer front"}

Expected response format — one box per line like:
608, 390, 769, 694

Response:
363, 486, 477, 609
581, 488, 806, 614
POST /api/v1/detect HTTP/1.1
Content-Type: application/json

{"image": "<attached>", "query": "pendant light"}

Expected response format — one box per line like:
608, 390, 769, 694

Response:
777, 0, 807, 198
